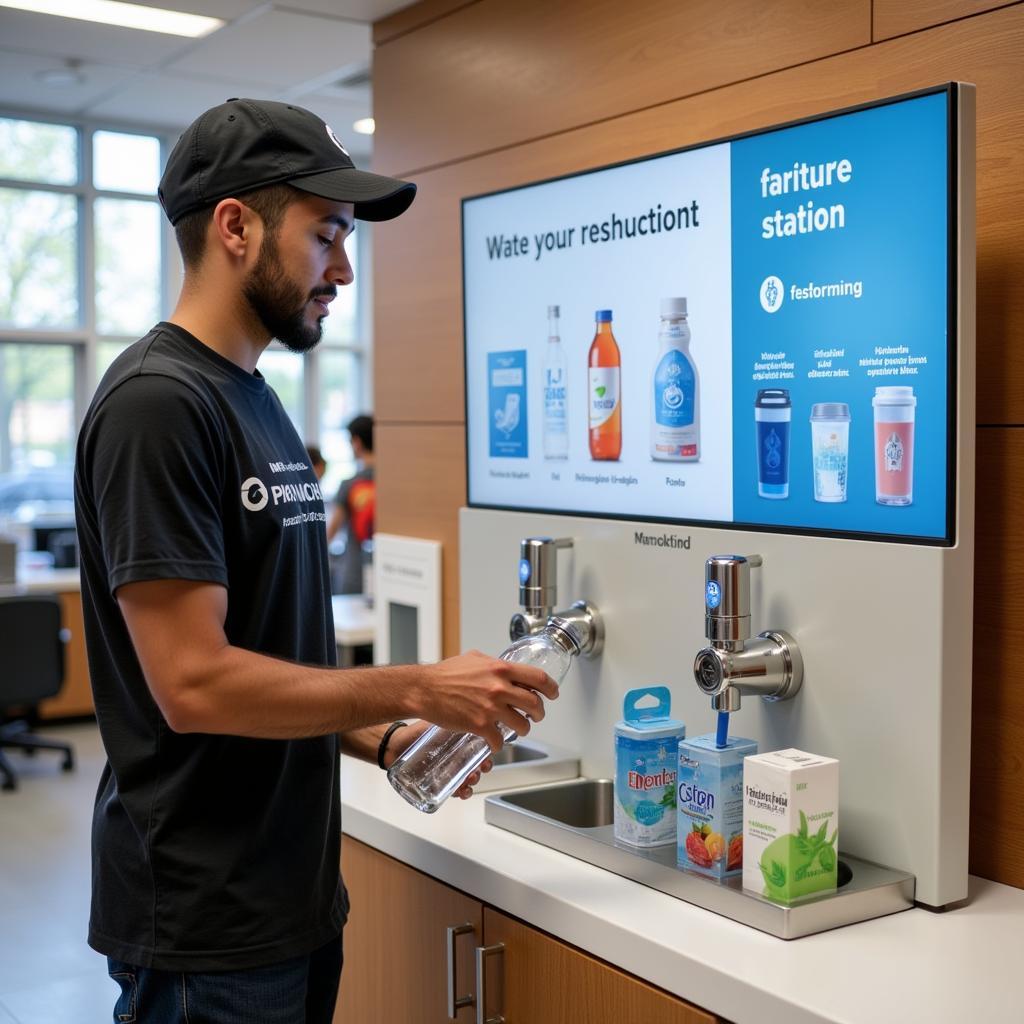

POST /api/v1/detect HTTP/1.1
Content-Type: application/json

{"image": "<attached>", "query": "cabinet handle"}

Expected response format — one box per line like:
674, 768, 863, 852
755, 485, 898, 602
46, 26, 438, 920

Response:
446, 923, 476, 1019
475, 942, 505, 1024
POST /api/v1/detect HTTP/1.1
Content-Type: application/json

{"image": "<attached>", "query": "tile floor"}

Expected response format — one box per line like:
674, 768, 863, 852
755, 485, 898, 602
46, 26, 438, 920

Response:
0, 722, 118, 1023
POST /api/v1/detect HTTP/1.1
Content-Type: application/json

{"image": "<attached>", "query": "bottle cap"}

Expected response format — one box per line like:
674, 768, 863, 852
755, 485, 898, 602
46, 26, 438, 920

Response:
547, 304, 560, 317
595, 309, 613, 323
660, 297, 687, 317
810, 402, 850, 421
872, 386, 916, 407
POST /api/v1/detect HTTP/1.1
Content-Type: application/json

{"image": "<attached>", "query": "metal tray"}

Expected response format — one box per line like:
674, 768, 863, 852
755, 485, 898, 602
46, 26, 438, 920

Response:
485, 778, 915, 939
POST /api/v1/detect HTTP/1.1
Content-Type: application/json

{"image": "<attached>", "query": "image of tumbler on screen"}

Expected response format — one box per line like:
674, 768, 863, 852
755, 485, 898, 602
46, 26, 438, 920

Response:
755, 389, 791, 499
873, 386, 915, 506
810, 402, 851, 503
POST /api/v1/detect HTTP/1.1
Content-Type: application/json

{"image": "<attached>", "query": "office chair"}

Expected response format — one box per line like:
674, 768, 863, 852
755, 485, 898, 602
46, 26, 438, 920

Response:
0, 594, 74, 792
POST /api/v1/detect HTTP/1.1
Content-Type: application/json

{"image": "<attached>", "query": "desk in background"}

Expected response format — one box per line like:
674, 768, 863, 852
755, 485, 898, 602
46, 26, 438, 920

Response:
0, 568, 91, 719
332, 594, 375, 668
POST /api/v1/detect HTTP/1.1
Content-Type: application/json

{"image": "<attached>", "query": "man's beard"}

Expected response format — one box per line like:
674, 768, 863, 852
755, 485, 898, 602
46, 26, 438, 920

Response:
242, 233, 330, 354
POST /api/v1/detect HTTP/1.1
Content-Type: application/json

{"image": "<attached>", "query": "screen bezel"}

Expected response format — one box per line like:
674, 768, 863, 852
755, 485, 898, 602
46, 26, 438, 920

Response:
460, 83, 960, 547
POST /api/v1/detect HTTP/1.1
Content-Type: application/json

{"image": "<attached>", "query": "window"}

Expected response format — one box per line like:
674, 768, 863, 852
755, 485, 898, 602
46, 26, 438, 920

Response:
0, 112, 371, 554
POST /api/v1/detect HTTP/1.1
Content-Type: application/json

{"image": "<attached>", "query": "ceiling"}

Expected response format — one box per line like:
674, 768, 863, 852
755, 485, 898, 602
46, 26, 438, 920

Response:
0, 0, 415, 159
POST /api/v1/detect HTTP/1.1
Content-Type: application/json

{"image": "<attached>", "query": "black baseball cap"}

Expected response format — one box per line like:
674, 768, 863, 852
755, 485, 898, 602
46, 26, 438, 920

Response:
158, 97, 416, 225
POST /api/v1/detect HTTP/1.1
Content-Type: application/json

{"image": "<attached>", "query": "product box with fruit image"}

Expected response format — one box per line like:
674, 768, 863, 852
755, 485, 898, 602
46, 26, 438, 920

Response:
676, 734, 757, 878
742, 749, 839, 904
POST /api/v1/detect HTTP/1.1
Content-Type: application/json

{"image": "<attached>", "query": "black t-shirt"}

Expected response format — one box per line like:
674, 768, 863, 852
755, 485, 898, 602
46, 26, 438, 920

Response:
74, 323, 345, 971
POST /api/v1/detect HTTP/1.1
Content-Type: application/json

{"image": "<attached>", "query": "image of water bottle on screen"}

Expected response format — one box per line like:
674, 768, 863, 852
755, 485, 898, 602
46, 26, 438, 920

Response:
651, 297, 699, 461
873, 386, 915, 506
588, 309, 622, 460
543, 304, 569, 459
755, 389, 791, 499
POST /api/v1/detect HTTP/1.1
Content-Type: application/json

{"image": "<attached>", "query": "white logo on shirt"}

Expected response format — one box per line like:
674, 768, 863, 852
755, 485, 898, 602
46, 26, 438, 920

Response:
241, 477, 269, 512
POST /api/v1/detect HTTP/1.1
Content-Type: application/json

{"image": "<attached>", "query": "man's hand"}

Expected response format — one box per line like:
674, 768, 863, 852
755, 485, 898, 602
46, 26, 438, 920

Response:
409, 650, 559, 753
382, 721, 493, 799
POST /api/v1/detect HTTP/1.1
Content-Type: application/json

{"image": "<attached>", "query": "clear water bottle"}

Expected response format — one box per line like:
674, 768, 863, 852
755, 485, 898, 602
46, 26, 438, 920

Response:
387, 619, 581, 813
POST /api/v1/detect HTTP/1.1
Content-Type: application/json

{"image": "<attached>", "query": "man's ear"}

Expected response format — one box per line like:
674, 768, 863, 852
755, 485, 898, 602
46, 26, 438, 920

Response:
210, 198, 257, 260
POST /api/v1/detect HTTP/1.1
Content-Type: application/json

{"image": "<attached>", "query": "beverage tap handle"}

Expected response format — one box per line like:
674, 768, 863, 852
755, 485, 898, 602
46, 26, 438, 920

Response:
704, 554, 762, 646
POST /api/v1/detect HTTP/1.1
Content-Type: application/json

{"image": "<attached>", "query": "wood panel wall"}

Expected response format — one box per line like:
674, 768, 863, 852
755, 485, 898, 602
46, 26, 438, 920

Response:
371, 0, 1024, 890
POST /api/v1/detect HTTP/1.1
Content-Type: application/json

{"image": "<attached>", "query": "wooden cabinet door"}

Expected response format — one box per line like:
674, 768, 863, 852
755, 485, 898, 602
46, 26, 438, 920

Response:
481, 907, 721, 1024
337, 837, 482, 1023
39, 590, 94, 719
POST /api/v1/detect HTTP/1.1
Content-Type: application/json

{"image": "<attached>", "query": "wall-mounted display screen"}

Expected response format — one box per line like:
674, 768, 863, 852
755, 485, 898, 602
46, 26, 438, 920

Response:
462, 86, 959, 543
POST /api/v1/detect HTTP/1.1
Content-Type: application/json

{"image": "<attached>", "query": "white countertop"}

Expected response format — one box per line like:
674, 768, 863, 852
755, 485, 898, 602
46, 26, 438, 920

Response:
0, 566, 81, 595
340, 755, 1022, 1024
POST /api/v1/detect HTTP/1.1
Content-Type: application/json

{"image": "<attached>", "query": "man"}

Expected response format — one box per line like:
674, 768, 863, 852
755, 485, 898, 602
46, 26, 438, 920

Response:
326, 414, 374, 594
74, 98, 557, 1024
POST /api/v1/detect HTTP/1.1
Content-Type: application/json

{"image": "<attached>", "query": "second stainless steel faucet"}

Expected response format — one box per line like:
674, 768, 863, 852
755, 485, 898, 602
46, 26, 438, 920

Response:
693, 554, 803, 712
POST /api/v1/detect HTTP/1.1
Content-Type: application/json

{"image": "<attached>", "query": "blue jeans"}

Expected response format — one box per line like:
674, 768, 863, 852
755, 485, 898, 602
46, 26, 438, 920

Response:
107, 933, 343, 1024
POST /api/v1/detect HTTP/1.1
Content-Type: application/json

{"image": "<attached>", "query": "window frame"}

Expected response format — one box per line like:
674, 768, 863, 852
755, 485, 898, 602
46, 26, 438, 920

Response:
0, 105, 371, 445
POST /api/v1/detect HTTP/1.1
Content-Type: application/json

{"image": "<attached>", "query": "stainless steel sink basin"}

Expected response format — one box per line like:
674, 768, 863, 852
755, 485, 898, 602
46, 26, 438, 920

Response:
498, 777, 614, 827
471, 738, 579, 793
489, 743, 548, 765
485, 778, 915, 939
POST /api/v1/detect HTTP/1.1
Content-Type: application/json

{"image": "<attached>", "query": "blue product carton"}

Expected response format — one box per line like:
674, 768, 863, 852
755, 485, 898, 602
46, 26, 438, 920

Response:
614, 687, 685, 848
677, 734, 758, 878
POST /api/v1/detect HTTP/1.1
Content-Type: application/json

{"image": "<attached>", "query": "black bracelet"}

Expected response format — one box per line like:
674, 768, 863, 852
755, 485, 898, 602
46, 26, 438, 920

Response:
377, 721, 409, 770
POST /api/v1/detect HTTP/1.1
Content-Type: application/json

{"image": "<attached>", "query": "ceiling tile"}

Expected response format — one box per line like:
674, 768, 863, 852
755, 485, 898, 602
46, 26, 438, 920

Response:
167, 9, 370, 89
0, 50, 143, 117
0, 8, 193, 67
84, 71, 273, 131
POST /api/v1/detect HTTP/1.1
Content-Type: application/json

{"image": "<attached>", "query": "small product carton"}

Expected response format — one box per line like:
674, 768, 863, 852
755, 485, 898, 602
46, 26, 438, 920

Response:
743, 749, 839, 903
614, 687, 686, 848
676, 734, 757, 878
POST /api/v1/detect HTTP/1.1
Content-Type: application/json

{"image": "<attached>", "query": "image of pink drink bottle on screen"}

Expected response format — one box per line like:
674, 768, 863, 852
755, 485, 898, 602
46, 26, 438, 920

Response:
872, 386, 916, 506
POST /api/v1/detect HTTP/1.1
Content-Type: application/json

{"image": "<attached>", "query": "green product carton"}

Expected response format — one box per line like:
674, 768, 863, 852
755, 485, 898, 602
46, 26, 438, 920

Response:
742, 749, 839, 904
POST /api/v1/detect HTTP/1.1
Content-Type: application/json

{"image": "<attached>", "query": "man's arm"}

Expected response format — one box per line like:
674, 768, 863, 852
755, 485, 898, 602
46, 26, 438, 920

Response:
117, 578, 557, 749
325, 502, 346, 543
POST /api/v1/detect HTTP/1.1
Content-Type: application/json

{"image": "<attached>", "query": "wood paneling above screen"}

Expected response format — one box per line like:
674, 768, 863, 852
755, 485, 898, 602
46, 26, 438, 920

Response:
873, 0, 1018, 42
373, 0, 480, 46
373, 0, 871, 175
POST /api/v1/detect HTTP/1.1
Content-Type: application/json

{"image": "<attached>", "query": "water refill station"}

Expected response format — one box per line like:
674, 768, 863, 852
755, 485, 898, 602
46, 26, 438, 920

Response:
458, 84, 976, 932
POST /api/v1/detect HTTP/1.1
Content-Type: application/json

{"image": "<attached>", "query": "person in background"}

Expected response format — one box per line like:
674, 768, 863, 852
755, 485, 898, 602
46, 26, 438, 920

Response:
326, 414, 374, 594
74, 98, 558, 1024
305, 443, 327, 480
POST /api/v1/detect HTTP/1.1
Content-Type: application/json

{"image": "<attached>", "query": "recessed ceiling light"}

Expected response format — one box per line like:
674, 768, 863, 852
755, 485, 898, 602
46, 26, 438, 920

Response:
0, 0, 224, 38
353, 118, 375, 136
35, 62, 85, 87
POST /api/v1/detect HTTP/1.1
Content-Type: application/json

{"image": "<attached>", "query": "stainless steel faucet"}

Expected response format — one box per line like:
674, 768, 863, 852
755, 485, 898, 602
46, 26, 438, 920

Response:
693, 554, 802, 712
510, 536, 603, 657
